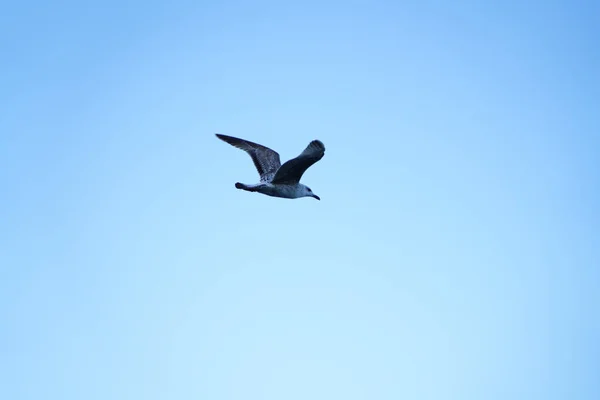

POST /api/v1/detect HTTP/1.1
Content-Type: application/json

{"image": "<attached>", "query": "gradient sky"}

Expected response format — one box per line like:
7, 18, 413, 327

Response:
1, 1, 598, 399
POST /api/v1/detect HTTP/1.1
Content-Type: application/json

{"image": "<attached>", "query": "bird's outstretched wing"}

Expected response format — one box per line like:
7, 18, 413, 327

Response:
216, 134, 281, 182
271, 140, 325, 184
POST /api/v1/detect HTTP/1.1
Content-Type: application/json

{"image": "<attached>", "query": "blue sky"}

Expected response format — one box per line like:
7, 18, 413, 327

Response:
1, 1, 598, 399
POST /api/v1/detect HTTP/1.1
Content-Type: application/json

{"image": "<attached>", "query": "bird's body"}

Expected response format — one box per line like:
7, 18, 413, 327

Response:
216, 134, 325, 200
235, 182, 306, 199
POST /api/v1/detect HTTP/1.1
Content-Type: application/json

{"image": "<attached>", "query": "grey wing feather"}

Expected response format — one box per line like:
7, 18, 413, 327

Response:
271, 140, 325, 184
216, 134, 281, 182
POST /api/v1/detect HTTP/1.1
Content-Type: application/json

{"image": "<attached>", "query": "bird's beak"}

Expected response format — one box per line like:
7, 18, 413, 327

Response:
313, 194, 320, 200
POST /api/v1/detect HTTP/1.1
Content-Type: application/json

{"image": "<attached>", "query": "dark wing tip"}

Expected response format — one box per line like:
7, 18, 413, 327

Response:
306, 140, 325, 158
215, 133, 247, 149
312, 140, 325, 151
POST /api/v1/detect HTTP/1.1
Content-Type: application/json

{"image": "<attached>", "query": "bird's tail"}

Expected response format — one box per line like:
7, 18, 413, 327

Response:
235, 182, 255, 191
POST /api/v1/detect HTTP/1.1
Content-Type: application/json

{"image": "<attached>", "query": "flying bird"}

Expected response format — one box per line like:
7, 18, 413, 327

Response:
216, 133, 325, 200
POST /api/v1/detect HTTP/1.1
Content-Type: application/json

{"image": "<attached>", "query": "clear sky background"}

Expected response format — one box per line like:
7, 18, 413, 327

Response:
1, 1, 598, 399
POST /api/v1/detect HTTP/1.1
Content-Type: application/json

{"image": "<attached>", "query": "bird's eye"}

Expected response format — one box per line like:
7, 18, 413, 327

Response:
308, 188, 312, 192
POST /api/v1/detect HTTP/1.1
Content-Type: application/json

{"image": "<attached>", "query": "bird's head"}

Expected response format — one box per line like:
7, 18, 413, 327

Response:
302, 185, 320, 200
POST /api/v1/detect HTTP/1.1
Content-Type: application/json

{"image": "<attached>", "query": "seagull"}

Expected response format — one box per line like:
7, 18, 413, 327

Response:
216, 133, 325, 200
